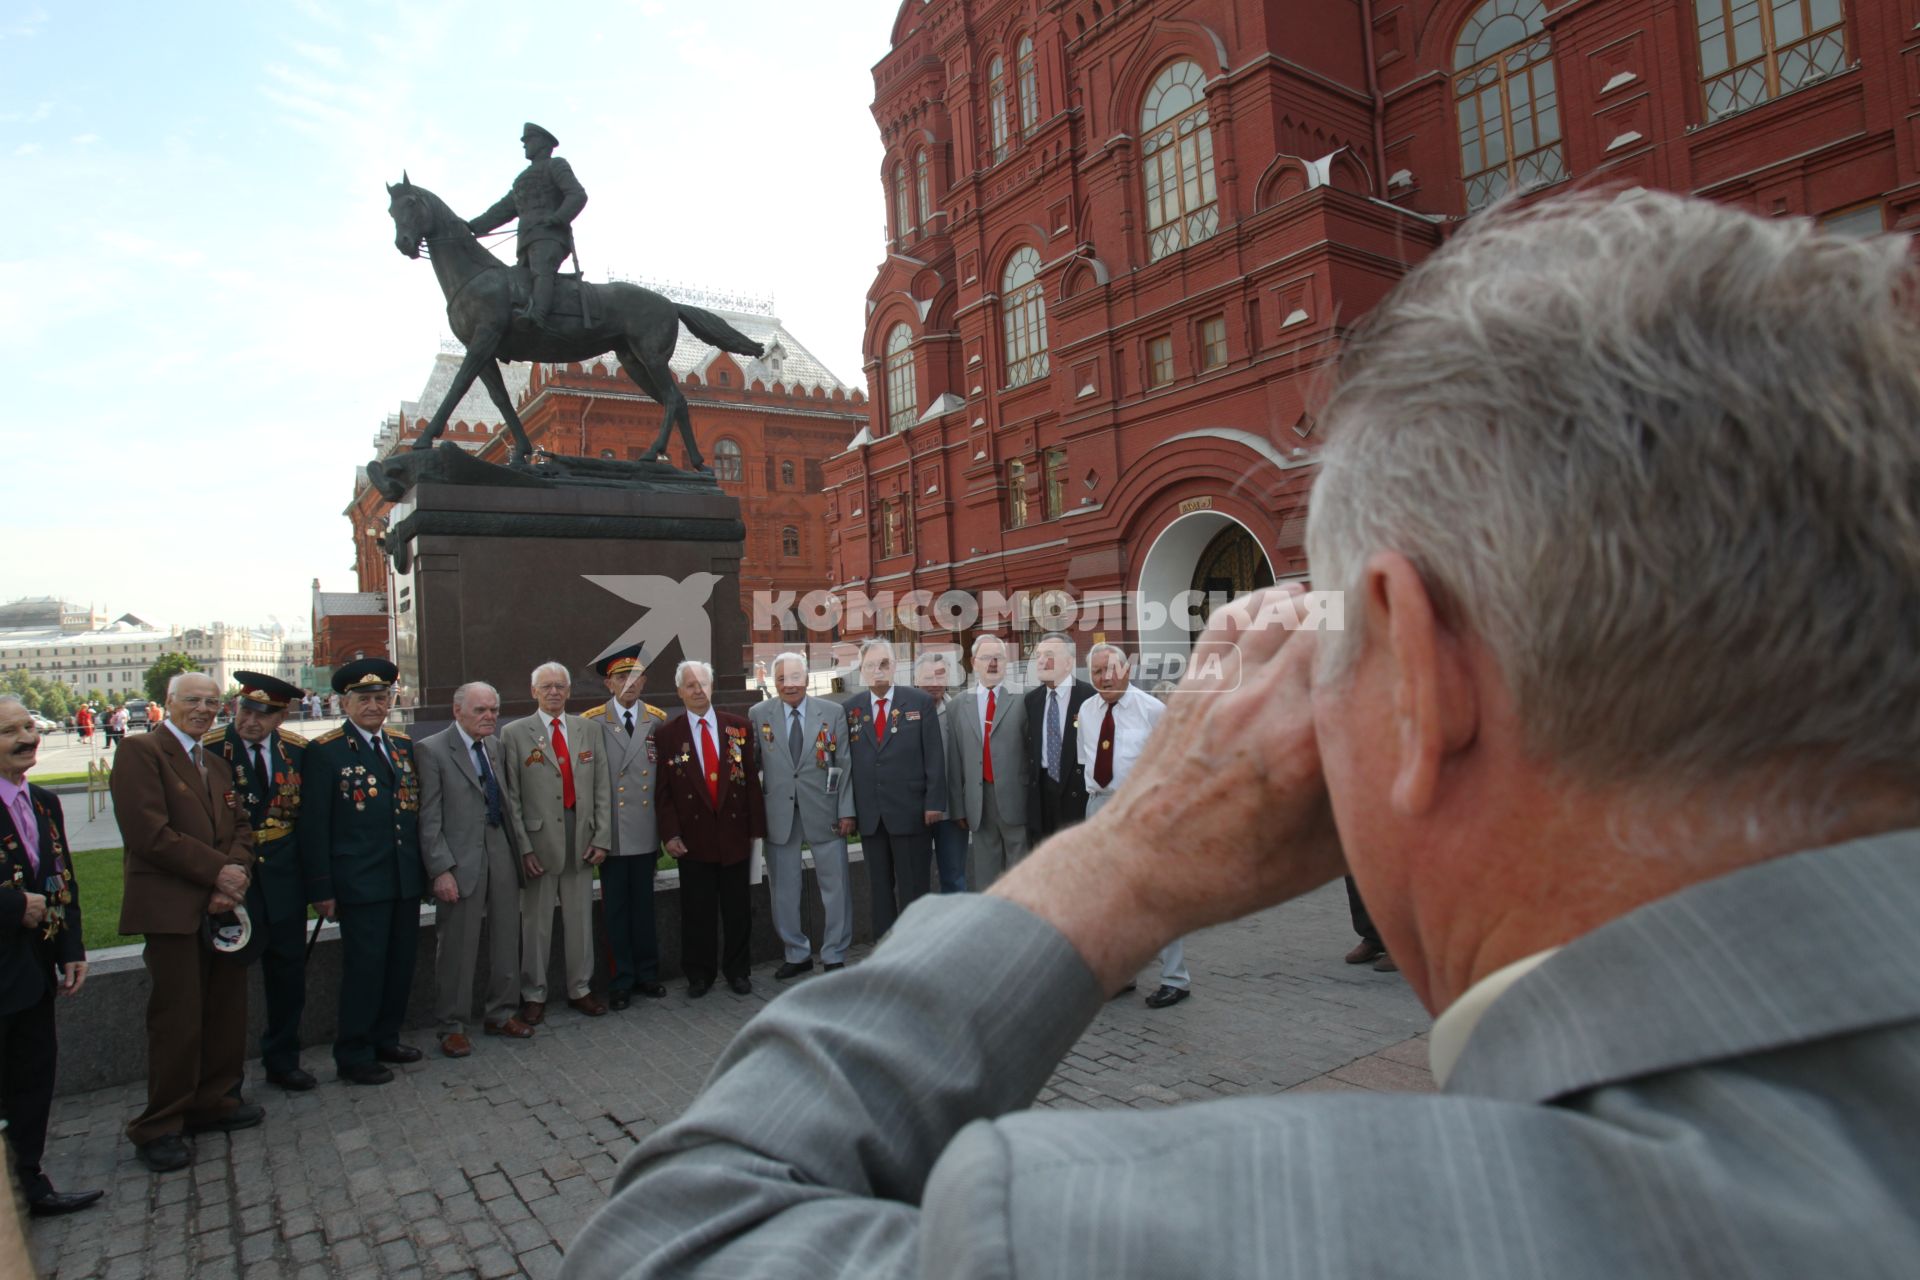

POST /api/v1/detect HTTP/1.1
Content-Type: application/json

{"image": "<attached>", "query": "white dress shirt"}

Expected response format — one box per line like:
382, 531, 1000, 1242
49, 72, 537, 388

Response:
1075, 685, 1165, 794
163, 718, 203, 759
689, 709, 720, 773
1427, 947, 1561, 1086
974, 681, 1006, 737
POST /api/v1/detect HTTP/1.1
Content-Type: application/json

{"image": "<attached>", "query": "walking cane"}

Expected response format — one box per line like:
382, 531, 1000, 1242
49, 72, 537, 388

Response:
306, 912, 325, 959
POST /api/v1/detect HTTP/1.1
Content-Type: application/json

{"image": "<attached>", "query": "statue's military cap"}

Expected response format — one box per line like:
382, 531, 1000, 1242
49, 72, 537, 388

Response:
522, 121, 560, 149
234, 670, 303, 710
332, 658, 399, 695
593, 644, 647, 679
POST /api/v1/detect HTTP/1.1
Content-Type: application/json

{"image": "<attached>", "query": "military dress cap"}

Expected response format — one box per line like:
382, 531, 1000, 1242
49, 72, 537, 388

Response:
234, 670, 303, 710
522, 121, 559, 149
593, 644, 648, 679
332, 657, 400, 695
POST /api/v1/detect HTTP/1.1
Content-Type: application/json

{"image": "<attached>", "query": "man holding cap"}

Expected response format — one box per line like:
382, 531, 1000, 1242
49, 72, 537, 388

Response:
202, 671, 314, 1091
298, 659, 425, 1086
112, 671, 257, 1171
582, 645, 669, 1010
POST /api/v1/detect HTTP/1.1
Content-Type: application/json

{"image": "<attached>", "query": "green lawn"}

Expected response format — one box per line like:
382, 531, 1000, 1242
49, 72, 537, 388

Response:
71, 847, 127, 953
27, 771, 92, 787
67, 846, 681, 955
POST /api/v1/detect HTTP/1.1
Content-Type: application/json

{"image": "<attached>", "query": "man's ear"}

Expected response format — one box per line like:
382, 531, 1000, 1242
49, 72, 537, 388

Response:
1362, 552, 1476, 816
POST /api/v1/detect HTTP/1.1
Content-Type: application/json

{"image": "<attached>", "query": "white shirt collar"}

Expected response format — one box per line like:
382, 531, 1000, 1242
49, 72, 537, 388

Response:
609, 699, 641, 724
454, 723, 481, 753
163, 719, 202, 756
1427, 947, 1561, 1087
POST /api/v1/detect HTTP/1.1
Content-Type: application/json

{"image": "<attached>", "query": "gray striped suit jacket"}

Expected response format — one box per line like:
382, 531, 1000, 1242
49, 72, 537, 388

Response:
562, 829, 1920, 1278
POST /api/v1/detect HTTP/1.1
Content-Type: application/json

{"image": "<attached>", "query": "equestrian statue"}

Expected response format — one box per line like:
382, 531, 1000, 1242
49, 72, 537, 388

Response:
386, 124, 761, 473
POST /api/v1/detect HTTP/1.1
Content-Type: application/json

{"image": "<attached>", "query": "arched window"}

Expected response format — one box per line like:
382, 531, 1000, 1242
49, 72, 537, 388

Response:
1000, 247, 1050, 388
884, 324, 917, 435
988, 55, 1009, 163
1141, 61, 1218, 262
781, 526, 801, 558
892, 162, 913, 243
714, 438, 743, 483
1454, 1, 1566, 214
1017, 36, 1039, 135
781, 460, 796, 486
1697, 0, 1846, 121
915, 149, 932, 229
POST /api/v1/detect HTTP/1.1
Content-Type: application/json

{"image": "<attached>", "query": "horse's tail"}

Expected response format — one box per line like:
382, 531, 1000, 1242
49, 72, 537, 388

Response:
677, 305, 764, 358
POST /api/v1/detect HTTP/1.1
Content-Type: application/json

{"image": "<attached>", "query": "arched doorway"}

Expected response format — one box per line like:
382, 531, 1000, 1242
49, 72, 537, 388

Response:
1134, 510, 1279, 685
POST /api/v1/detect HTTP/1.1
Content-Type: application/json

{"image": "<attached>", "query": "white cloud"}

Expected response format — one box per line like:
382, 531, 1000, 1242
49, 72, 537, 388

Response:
70, 131, 97, 145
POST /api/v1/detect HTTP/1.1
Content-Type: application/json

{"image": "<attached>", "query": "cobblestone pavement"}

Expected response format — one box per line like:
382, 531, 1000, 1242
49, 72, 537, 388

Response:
26, 880, 1433, 1279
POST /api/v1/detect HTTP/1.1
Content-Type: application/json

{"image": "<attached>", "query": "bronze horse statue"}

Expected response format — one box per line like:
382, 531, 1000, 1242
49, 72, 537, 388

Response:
386, 175, 761, 469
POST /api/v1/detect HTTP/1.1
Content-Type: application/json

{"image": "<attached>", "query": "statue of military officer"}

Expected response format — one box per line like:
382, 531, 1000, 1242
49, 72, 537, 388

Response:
467, 122, 588, 333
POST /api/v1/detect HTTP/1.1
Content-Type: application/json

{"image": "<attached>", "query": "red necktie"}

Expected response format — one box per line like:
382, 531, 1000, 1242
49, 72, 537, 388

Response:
982, 688, 995, 783
875, 697, 888, 745
699, 718, 720, 805
550, 717, 576, 810
1093, 700, 1116, 789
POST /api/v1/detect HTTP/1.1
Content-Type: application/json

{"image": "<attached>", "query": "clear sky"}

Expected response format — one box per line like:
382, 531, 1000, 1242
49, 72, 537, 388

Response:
0, 0, 901, 634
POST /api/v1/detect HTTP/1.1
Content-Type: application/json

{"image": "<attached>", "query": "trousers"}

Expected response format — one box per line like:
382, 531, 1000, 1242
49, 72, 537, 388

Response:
128, 934, 248, 1143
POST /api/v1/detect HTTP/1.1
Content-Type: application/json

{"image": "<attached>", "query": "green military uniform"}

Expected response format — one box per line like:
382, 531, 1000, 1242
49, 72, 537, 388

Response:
297, 661, 425, 1076
203, 720, 307, 1075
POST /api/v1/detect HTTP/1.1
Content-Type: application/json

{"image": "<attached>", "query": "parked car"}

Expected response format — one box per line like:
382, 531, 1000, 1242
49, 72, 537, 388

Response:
28, 713, 58, 734
123, 698, 153, 730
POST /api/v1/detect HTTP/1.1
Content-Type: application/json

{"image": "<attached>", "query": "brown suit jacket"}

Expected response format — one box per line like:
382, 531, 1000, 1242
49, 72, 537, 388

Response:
111, 727, 254, 936
655, 711, 765, 865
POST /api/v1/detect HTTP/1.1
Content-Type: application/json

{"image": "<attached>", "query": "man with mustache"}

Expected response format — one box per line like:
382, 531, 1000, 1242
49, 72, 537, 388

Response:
0, 696, 97, 1215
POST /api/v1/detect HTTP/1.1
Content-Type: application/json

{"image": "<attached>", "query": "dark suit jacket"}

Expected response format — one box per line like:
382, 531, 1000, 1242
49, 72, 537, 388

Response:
111, 728, 253, 936
655, 711, 764, 865
845, 685, 949, 836
0, 785, 83, 1017
1023, 679, 1094, 825
298, 722, 425, 906
203, 724, 307, 923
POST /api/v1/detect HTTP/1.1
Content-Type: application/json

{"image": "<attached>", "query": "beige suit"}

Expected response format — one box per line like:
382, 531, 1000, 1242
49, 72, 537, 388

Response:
500, 711, 613, 1002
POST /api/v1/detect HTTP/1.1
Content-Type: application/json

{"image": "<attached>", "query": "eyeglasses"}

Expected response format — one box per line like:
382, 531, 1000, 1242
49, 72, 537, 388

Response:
175, 696, 221, 708
534, 683, 569, 693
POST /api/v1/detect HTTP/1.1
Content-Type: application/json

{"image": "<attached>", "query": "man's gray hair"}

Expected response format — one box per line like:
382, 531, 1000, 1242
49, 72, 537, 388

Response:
1035, 632, 1075, 657
0, 694, 24, 713
1307, 190, 1920, 793
858, 637, 895, 660
770, 651, 809, 682
913, 651, 949, 675
1087, 642, 1129, 671
675, 659, 715, 687
452, 681, 497, 710
530, 661, 570, 688
971, 632, 1008, 656
167, 671, 212, 698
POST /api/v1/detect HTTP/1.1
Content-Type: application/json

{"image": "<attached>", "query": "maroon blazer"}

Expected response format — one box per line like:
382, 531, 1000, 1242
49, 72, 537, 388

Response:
110, 728, 253, 936
655, 711, 765, 865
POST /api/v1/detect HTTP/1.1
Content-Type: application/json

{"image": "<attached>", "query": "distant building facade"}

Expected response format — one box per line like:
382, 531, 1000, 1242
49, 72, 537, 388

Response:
828, 0, 1917, 671
0, 598, 305, 698
311, 580, 390, 681
343, 285, 868, 669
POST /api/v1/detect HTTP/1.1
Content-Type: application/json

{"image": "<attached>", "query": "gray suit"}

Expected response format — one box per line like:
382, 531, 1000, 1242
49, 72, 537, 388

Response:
415, 726, 520, 1034
845, 685, 948, 937
499, 711, 613, 1003
589, 699, 668, 992
946, 681, 1028, 888
749, 696, 857, 964
565, 828, 1920, 1278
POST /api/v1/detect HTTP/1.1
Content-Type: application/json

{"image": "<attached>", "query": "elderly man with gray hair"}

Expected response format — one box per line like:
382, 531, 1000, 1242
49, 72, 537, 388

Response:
416, 682, 528, 1055
565, 191, 1920, 1277
500, 662, 613, 1024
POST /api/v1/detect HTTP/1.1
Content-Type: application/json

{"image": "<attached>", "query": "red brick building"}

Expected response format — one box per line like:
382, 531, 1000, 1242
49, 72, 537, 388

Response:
345, 291, 867, 661
310, 580, 390, 678
827, 0, 1915, 664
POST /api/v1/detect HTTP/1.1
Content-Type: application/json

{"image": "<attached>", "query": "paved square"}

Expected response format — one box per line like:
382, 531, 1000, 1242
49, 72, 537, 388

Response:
27, 881, 1432, 1279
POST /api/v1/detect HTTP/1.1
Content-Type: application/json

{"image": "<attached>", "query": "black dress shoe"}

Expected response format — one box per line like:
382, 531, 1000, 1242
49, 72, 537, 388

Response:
375, 1044, 423, 1064
823, 962, 845, 972
1144, 984, 1192, 1009
186, 1102, 265, 1134
687, 977, 713, 999
136, 1135, 193, 1173
338, 1063, 395, 1086
609, 989, 632, 1011
637, 981, 667, 998
29, 1188, 104, 1217
727, 976, 753, 996
773, 960, 813, 980
266, 1066, 318, 1092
